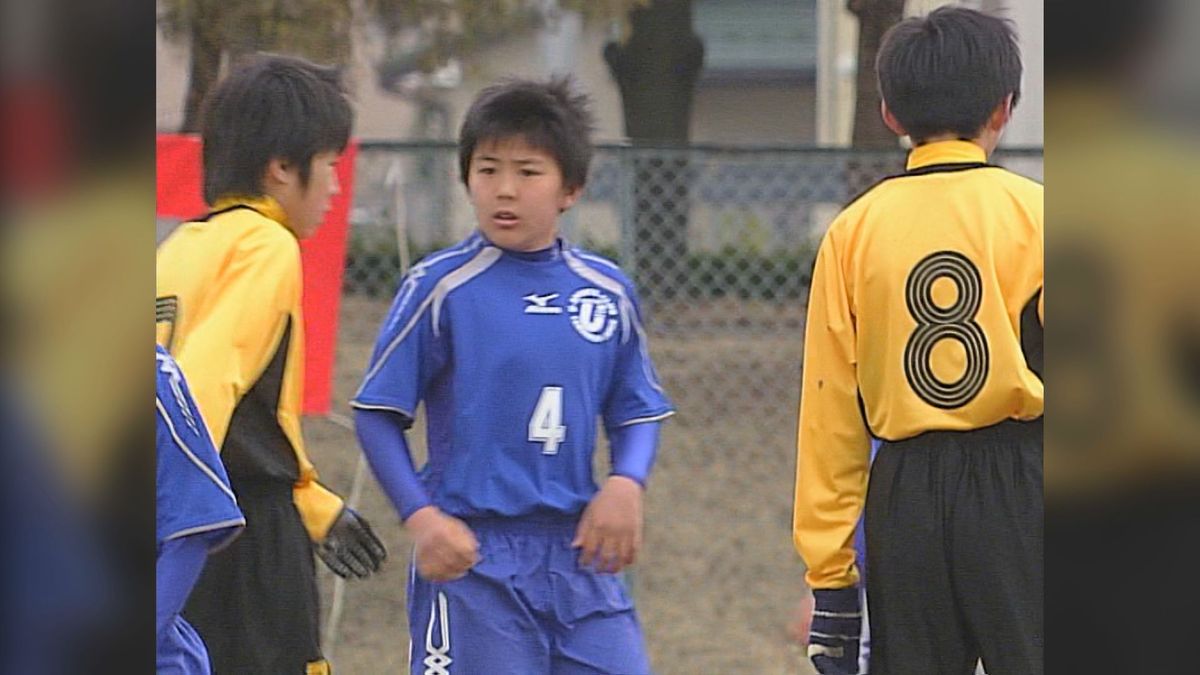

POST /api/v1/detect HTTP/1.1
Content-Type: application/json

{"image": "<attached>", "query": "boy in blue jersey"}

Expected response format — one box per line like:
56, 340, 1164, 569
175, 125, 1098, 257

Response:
353, 77, 674, 674
156, 346, 245, 674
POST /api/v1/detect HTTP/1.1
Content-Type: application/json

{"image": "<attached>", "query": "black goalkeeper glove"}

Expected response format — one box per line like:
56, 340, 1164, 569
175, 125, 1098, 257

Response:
315, 507, 387, 579
807, 587, 862, 674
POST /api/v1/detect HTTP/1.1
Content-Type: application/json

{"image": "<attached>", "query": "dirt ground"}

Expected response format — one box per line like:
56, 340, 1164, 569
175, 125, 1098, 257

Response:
305, 295, 819, 674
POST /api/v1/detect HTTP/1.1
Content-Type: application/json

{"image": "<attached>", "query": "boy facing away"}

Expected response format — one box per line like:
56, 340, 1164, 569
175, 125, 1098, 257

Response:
793, 7, 1043, 675
156, 54, 386, 673
353, 77, 674, 674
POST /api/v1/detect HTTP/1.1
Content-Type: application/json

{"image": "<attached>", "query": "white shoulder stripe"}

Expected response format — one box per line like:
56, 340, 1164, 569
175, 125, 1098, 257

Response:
563, 249, 626, 297
575, 251, 621, 270
630, 307, 668, 395
419, 236, 483, 269
385, 237, 483, 334
357, 246, 501, 395
156, 397, 238, 504
358, 292, 437, 394
431, 247, 502, 335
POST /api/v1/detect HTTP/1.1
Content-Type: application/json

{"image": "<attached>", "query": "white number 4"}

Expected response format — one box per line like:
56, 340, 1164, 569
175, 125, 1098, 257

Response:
528, 386, 566, 455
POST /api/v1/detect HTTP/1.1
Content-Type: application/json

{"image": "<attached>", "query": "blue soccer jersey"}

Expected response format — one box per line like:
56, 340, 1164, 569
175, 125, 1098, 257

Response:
352, 234, 674, 519
157, 347, 245, 551
156, 346, 245, 674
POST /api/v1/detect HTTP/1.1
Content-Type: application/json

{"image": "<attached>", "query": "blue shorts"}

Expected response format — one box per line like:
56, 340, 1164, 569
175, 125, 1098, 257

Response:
407, 516, 652, 675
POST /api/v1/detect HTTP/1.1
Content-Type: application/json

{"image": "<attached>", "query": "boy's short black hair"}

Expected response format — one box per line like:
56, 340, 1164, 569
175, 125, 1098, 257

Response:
458, 76, 594, 190
200, 53, 352, 205
876, 6, 1022, 143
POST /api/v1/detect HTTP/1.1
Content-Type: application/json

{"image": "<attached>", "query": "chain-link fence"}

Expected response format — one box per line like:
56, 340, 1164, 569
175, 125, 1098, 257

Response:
341, 141, 1041, 460
322, 142, 1042, 672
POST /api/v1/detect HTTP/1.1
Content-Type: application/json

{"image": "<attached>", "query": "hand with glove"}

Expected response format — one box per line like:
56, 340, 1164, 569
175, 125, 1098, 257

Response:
807, 587, 862, 674
315, 507, 388, 579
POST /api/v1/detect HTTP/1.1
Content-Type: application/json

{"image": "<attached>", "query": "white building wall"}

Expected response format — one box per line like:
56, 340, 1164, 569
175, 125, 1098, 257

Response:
992, 0, 1044, 147
155, 23, 191, 132
816, 0, 1043, 148
157, 2, 1038, 146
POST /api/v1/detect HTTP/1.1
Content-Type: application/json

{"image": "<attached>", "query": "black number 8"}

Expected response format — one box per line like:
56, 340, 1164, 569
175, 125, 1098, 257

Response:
903, 251, 989, 409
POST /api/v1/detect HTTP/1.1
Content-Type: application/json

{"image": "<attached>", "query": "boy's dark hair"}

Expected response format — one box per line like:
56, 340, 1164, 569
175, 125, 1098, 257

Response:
200, 53, 352, 205
458, 76, 594, 190
876, 6, 1022, 143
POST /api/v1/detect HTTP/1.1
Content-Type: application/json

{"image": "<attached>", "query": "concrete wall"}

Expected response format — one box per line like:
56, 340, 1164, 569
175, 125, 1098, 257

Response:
692, 82, 816, 144
156, 1, 1040, 147
156, 8, 815, 146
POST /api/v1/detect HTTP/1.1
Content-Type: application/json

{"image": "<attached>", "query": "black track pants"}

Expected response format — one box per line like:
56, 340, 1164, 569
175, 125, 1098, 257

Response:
865, 419, 1043, 675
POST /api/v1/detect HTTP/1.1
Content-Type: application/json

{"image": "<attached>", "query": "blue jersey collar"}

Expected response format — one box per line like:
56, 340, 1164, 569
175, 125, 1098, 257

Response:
475, 231, 569, 263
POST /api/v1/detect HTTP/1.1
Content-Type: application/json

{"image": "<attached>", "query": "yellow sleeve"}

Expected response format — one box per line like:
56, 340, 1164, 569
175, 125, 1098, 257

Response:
167, 229, 298, 449
792, 233, 872, 590
293, 477, 345, 542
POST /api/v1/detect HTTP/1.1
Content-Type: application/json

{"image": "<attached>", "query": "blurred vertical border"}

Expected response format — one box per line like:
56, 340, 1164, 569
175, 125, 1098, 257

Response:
0, 0, 154, 671
1047, 0, 1200, 672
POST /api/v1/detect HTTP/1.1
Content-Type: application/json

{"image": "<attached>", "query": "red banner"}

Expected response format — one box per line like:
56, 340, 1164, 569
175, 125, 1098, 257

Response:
156, 134, 354, 415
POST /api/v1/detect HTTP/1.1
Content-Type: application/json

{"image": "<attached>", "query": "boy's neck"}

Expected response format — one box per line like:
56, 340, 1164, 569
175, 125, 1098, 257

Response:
477, 231, 563, 261
913, 130, 1000, 157
505, 245, 561, 263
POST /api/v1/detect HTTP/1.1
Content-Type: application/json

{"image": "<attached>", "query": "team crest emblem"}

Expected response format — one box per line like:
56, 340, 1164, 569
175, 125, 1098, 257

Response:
568, 288, 619, 343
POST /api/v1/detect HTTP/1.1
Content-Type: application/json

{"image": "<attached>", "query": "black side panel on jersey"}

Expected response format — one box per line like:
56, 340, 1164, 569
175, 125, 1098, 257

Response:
1021, 289, 1044, 380
221, 318, 301, 485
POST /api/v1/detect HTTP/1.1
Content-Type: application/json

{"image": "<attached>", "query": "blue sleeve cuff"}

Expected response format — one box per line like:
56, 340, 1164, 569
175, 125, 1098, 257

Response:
609, 421, 661, 488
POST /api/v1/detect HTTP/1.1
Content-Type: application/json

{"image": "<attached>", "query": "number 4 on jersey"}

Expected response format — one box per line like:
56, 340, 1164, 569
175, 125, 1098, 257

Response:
529, 386, 566, 455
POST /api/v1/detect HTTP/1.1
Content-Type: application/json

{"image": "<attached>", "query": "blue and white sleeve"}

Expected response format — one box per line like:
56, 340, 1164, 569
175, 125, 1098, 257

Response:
351, 271, 449, 426
155, 348, 245, 552
602, 279, 675, 433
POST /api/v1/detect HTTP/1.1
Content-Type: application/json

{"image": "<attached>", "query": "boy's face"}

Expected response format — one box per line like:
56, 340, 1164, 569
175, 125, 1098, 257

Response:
467, 136, 581, 252
271, 150, 341, 239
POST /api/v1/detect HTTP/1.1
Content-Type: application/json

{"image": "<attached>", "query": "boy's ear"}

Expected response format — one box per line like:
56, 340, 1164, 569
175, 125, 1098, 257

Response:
263, 157, 297, 188
559, 184, 583, 213
986, 93, 1015, 132
880, 100, 907, 138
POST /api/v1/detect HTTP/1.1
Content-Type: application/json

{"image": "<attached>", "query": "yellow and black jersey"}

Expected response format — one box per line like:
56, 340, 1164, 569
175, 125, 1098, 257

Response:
794, 140, 1044, 589
156, 195, 342, 541
1047, 86, 1200, 495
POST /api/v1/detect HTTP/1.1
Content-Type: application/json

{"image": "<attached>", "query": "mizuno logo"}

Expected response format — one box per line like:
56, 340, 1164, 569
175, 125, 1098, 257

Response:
523, 292, 562, 314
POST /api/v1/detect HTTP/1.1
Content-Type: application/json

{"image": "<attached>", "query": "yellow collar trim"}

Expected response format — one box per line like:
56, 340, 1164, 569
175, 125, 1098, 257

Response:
906, 140, 987, 171
210, 195, 290, 230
